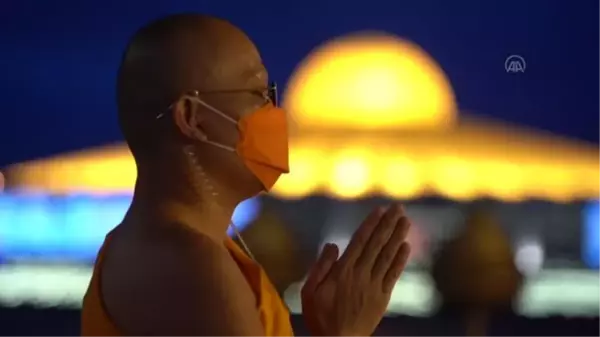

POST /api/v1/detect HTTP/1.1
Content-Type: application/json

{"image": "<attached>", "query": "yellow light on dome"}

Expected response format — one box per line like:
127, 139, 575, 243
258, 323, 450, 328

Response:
5, 140, 598, 203
272, 146, 324, 199
579, 166, 600, 196
285, 33, 457, 130
378, 156, 424, 199
6, 147, 136, 195
478, 161, 526, 202
526, 165, 582, 203
328, 149, 373, 199
429, 156, 478, 201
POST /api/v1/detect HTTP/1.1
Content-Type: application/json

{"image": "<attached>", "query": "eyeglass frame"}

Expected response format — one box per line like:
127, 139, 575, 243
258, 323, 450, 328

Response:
155, 81, 278, 120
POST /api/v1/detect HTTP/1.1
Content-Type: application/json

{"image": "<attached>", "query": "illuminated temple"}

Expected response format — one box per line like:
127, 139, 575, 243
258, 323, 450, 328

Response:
6, 34, 599, 202
1, 33, 598, 316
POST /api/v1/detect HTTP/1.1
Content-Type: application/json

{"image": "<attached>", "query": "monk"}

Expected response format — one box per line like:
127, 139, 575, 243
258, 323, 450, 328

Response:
81, 13, 411, 336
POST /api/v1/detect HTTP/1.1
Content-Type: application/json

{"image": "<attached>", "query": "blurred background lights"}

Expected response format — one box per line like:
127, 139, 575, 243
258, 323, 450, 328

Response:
0, 193, 263, 260
379, 156, 422, 199
515, 238, 545, 276
284, 32, 457, 130
228, 196, 262, 236
582, 201, 599, 269
329, 149, 372, 198
0, 194, 129, 262
430, 156, 476, 201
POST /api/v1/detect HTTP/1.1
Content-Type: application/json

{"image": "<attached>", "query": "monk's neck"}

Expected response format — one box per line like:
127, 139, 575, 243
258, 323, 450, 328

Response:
129, 172, 238, 240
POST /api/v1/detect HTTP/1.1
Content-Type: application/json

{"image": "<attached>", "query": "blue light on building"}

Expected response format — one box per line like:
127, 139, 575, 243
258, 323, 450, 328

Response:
0, 194, 261, 263
582, 200, 599, 269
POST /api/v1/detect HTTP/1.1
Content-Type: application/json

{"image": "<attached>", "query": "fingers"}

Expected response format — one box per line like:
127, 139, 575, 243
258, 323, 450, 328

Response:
354, 204, 405, 270
382, 242, 411, 293
371, 216, 410, 280
302, 243, 339, 293
337, 206, 386, 266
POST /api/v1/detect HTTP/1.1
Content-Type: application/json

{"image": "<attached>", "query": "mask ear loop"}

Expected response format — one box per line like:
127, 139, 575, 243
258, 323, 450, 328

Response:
230, 221, 256, 261
186, 94, 239, 152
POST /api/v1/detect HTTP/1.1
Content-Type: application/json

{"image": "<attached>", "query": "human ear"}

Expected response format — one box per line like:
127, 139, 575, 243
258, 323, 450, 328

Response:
172, 95, 208, 141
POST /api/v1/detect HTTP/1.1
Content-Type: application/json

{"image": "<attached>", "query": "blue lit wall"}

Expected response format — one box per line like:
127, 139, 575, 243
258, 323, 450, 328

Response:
229, 197, 261, 236
0, 194, 260, 263
582, 200, 599, 269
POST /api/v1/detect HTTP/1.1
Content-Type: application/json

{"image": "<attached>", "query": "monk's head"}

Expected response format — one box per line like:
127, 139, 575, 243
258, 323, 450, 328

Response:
117, 14, 288, 207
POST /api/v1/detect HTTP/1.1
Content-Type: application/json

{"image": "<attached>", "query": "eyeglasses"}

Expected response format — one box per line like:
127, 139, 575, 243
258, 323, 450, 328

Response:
156, 81, 278, 120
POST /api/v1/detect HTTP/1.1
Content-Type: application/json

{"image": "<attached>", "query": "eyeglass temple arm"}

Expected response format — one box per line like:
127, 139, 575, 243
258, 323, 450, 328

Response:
270, 81, 278, 106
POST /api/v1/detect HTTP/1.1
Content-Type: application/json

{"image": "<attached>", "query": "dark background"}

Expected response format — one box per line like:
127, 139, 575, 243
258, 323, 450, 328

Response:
0, 308, 598, 336
0, 0, 598, 166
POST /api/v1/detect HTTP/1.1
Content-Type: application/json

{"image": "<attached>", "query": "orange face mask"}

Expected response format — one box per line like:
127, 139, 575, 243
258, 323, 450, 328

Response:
193, 97, 290, 191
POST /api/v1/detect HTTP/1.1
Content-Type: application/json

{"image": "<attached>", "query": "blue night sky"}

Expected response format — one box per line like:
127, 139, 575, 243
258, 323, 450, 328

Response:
0, 0, 597, 166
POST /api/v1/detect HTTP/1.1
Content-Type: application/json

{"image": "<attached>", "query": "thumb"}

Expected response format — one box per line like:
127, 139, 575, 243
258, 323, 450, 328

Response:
303, 243, 339, 292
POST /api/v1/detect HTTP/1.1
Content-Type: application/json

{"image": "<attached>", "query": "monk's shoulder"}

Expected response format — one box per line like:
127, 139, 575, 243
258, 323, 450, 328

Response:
101, 224, 263, 335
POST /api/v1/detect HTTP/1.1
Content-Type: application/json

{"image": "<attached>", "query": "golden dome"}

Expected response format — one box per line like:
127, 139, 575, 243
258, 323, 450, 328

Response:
284, 32, 457, 130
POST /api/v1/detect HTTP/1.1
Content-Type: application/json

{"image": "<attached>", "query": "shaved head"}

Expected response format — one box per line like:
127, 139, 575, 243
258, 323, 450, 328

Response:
117, 14, 267, 161
117, 14, 273, 206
